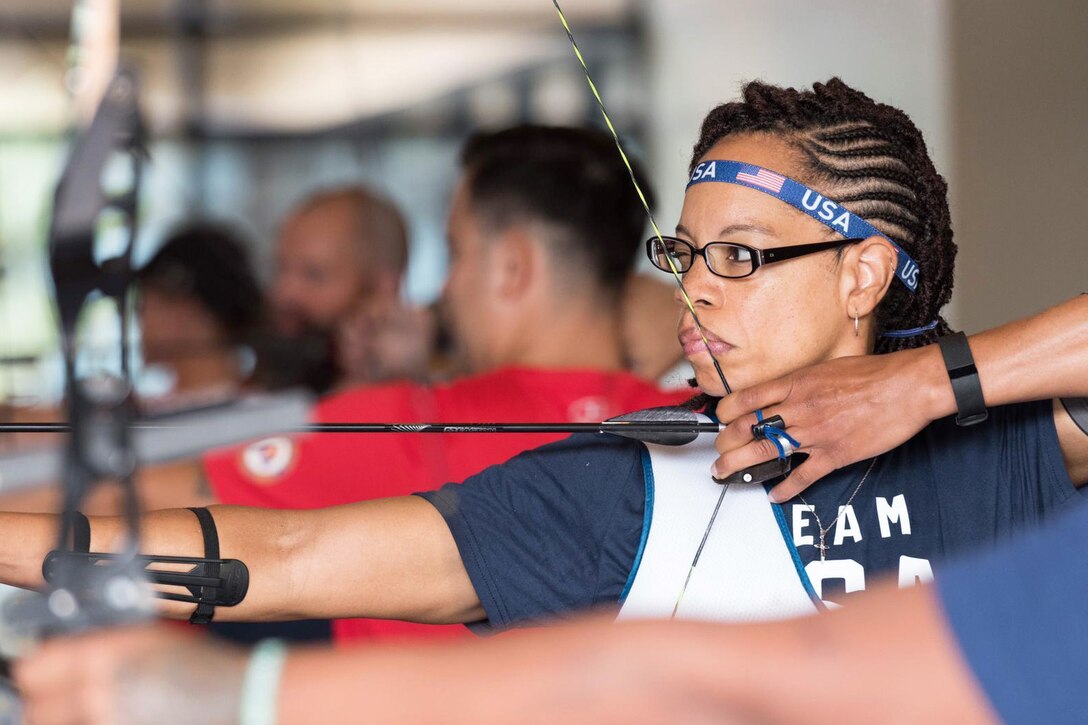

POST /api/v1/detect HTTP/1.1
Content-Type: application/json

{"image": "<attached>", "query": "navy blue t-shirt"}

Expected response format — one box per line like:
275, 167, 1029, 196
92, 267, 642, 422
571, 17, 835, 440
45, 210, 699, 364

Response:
419, 400, 1076, 631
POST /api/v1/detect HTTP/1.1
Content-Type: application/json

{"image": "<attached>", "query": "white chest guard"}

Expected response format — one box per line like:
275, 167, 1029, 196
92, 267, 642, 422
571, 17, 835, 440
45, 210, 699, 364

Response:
617, 420, 819, 622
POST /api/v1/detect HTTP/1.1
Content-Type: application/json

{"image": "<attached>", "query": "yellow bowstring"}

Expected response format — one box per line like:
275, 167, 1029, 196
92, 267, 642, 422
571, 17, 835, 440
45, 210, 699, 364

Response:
551, 0, 735, 620
551, 0, 731, 395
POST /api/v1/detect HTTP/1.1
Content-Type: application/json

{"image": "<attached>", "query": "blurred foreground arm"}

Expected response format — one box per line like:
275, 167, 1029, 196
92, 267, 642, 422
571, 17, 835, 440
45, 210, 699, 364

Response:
328, 498, 1088, 722
714, 295, 1088, 500
13, 573, 992, 724
279, 582, 992, 724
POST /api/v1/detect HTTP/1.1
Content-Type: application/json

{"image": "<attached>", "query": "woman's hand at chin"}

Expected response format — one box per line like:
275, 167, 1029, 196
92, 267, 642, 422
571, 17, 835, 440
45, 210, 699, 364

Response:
711, 345, 953, 502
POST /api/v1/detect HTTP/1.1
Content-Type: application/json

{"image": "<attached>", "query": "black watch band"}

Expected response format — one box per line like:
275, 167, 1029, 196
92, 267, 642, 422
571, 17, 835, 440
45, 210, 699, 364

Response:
937, 332, 988, 426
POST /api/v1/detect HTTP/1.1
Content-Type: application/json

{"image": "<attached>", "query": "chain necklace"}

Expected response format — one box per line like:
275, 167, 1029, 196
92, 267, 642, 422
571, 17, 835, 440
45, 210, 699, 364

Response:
796, 457, 878, 561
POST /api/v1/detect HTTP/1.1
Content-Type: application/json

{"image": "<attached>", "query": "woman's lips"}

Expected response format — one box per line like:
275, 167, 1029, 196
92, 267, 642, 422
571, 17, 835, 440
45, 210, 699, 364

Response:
678, 328, 733, 356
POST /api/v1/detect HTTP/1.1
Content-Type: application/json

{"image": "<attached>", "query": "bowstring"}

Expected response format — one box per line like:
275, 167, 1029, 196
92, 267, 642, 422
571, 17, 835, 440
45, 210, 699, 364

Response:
551, 1, 731, 396
551, 0, 732, 618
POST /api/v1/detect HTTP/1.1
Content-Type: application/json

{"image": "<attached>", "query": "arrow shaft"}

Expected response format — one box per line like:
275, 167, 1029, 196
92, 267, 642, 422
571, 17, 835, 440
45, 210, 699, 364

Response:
2, 421, 722, 435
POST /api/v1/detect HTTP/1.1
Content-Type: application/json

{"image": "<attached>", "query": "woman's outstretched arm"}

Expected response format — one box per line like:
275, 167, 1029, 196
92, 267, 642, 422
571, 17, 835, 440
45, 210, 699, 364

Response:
0, 496, 482, 624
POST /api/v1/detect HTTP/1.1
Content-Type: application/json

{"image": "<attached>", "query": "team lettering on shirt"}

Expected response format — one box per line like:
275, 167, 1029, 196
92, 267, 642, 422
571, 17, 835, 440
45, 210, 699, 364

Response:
790, 493, 933, 608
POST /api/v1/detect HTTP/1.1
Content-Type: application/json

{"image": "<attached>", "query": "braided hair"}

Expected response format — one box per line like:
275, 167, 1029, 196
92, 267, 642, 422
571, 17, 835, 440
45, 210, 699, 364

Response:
691, 78, 955, 353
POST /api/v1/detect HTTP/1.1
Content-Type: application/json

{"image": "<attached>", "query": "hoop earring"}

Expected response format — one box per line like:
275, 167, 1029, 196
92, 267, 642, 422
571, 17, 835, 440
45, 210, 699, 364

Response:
853, 311, 859, 337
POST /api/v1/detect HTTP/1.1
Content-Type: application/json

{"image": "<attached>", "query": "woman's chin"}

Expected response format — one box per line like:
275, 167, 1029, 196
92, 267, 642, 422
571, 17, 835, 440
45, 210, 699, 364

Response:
692, 371, 730, 398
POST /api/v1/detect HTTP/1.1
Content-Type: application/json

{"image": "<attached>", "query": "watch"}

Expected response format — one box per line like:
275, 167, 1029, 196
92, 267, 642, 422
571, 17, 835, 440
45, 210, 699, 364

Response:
937, 332, 988, 426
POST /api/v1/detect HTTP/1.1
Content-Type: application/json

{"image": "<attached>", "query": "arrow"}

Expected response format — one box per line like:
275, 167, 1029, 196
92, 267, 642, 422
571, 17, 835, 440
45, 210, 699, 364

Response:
0, 406, 721, 447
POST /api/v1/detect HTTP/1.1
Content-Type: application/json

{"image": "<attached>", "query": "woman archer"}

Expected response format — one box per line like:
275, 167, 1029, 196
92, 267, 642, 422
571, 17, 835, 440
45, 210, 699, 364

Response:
0, 78, 1085, 633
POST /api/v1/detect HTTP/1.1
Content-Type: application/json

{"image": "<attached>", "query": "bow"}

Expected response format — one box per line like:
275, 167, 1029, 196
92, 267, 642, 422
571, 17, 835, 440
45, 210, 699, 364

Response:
0, 7, 152, 711
6, 65, 153, 637
0, 68, 144, 720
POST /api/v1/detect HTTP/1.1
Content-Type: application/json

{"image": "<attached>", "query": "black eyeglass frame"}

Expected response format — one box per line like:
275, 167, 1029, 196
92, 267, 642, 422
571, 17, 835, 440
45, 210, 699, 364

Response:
645, 236, 866, 279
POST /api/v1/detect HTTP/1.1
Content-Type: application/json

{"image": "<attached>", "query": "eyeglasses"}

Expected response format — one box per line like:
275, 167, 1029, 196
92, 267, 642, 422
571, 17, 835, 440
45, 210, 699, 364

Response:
645, 236, 865, 280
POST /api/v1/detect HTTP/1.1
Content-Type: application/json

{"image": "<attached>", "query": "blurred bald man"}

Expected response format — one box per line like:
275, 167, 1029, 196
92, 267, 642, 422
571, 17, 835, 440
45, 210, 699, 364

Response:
272, 187, 407, 338
258, 187, 417, 393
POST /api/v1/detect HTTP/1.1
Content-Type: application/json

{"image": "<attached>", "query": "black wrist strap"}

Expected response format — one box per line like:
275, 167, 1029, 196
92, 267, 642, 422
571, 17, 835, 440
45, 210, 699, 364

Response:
187, 507, 221, 624
937, 331, 988, 426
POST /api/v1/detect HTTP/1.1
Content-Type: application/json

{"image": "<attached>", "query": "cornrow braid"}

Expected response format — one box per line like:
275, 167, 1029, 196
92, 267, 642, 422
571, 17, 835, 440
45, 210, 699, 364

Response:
690, 78, 956, 353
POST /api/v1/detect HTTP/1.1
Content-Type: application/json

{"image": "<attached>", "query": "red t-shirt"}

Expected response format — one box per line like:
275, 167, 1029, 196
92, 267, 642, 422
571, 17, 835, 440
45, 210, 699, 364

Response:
203, 367, 691, 643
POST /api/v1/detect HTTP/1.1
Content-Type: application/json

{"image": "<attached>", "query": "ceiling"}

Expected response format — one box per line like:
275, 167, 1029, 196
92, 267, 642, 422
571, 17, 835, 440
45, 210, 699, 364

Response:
0, 0, 636, 135
2, 0, 632, 36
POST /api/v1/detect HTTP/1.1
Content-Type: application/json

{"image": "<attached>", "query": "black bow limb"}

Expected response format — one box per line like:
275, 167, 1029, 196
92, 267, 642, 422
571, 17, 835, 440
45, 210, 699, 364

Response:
5, 66, 153, 639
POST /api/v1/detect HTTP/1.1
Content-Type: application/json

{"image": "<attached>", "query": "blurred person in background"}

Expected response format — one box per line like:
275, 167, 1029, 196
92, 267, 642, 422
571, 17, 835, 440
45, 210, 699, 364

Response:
621, 272, 691, 388
136, 222, 264, 411
1, 222, 264, 450
258, 186, 427, 394
271, 187, 406, 341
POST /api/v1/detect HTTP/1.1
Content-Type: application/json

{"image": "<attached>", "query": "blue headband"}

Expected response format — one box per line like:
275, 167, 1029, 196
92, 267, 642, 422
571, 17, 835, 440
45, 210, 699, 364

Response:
687, 160, 921, 294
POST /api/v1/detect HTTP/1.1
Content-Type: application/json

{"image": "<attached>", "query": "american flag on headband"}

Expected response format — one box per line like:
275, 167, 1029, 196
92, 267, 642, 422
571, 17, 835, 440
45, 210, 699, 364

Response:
735, 167, 786, 193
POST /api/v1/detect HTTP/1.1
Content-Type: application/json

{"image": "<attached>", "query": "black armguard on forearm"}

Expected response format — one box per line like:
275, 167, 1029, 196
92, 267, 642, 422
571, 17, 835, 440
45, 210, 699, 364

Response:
42, 507, 249, 620
187, 506, 222, 624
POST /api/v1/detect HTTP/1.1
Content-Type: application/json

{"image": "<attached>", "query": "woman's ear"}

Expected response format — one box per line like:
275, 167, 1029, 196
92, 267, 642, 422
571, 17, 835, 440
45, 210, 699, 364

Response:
842, 235, 897, 318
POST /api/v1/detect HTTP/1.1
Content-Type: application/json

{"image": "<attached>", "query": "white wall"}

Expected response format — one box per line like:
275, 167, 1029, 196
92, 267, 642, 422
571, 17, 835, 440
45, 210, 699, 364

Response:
949, 0, 1088, 332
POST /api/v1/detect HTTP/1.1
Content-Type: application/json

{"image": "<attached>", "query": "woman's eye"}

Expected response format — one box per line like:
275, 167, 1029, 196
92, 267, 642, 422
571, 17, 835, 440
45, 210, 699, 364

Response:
727, 247, 752, 263
664, 244, 689, 261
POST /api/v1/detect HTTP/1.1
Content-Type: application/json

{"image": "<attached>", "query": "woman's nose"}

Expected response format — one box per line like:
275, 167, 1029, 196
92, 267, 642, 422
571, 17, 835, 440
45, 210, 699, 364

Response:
673, 256, 722, 308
